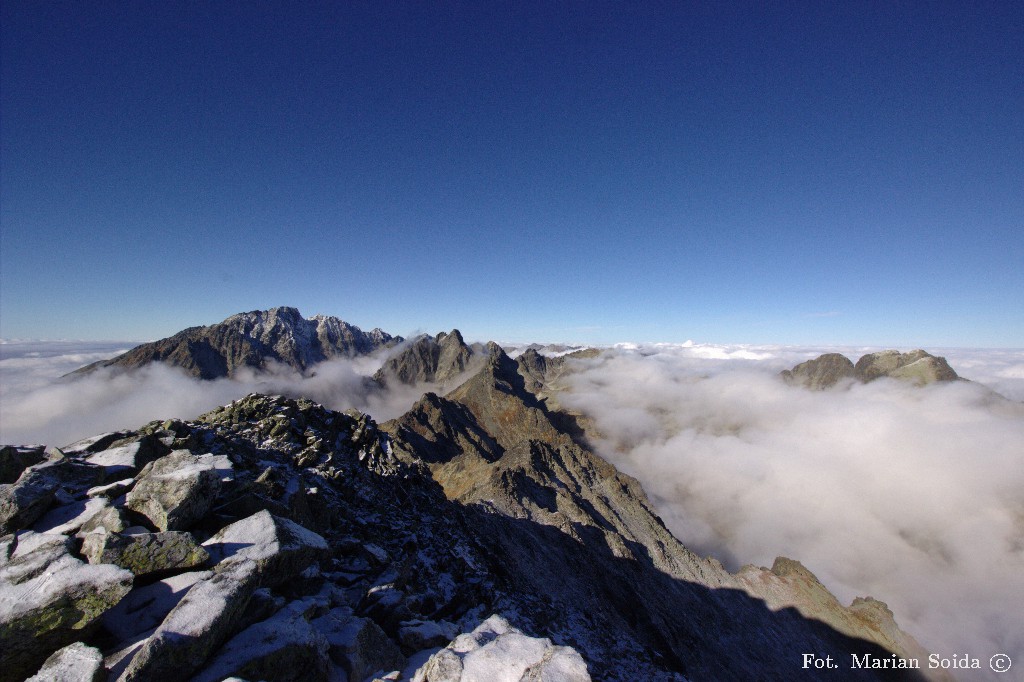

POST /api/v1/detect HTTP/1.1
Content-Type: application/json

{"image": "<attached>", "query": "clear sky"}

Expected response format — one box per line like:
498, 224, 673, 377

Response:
2, 2, 1022, 347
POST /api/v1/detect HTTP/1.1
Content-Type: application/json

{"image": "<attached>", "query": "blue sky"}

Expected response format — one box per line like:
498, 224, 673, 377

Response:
2, 2, 1022, 347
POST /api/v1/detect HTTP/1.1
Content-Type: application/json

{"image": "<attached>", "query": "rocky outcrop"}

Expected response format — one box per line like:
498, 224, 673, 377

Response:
412, 615, 591, 682
781, 353, 857, 389
374, 330, 475, 387
783, 349, 960, 389
68, 307, 402, 380
854, 350, 959, 384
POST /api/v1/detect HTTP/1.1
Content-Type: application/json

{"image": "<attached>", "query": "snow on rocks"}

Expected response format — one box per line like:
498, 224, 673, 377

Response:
125, 450, 226, 531
0, 536, 133, 681
25, 641, 105, 682
0, 457, 104, 534
399, 619, 460, 652
101, 569, 214, 644
190, 598, 332, 682
202, 509, 328, 588
412, 615, 591, 682
115, 559, 261, 682
311, 606, 406, 682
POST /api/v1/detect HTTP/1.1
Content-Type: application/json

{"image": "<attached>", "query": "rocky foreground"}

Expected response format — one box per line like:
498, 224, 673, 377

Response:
3, 343, 949, 681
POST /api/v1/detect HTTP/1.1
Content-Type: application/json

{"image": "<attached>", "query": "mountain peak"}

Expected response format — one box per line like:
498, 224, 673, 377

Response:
68, 308, 401, 380
783, 349, 960, 389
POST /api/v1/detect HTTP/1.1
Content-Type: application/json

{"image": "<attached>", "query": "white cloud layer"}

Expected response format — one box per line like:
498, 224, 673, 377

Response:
0, 342, 448, 448
558, 344, 1024, 677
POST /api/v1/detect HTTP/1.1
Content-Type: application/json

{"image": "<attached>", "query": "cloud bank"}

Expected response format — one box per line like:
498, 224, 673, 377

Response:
558, 344, 1024, 677
0, 342, 446, 448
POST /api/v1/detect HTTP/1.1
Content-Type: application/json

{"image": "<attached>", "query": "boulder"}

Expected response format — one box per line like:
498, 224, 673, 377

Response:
191, 600, 332, 682
0, 457, 105, 534
0, 538, 132, 681
125, 451, 226, 531
81, 530, 209, 576
311, 606, 405, 682
26, 641, 104, 682
0, 445, 46, 484
84, 435, 167, 481
101, 570, 213, 643
411, 615, 591, 682
202, 510, 328, 588
116, 559, 260, 682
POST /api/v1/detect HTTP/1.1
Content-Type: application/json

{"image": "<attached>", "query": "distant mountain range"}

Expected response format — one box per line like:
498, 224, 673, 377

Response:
68, 307, 401, 380
3, 307, 962, 680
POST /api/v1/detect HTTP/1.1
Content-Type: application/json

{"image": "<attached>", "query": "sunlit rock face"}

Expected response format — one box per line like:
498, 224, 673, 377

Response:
783, 349, 959, 389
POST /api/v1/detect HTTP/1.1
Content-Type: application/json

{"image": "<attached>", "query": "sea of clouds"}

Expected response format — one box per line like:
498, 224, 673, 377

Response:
556, 343, 1024, 679
1, 339, 1022, 677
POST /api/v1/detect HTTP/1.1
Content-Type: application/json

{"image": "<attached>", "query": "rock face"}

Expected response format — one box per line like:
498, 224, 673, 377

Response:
374, 330, 475, 386
781, 353, 857, 389
783, 349, 960, 389
2, 347, 950, 681
69, 307, 402, 380
854, 350, 959, 384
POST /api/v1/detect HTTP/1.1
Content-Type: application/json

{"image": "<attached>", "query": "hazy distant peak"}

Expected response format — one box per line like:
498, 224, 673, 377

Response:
783, 348, 960, 389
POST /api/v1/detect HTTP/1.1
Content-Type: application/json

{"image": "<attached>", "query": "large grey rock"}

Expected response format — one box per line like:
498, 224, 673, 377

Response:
30, 497, 113, 536
202, 510, 328, 588
116, 559, 260, 682
0, 538, 132, 681
191, 599, 332, 682
101, 570, 213, 644
0, 458, 104, 535
411, 615, 591, 682
311, 606, 405, 682
81, 530, 209, 576
84, 435, 167, 481
0, 445, 46, 484
781, 353, 856, 390
26, 641, 104, 682
125, 451, 226, 531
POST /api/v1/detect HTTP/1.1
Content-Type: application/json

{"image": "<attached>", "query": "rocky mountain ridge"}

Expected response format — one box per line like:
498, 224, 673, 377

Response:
69, 307, 401, 380
2, 340, 950, 681
781, 349, 960, 390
